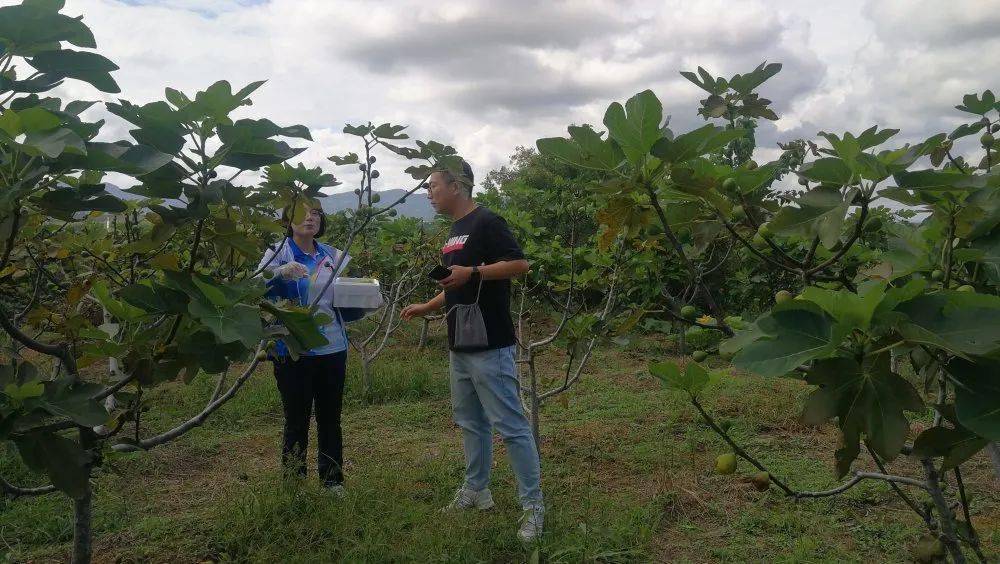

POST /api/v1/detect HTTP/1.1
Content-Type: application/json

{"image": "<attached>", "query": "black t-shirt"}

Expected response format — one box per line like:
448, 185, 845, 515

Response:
442, 206, 524, 352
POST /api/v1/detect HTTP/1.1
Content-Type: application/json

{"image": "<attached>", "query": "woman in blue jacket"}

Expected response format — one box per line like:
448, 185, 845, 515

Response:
258, 207, 366, 494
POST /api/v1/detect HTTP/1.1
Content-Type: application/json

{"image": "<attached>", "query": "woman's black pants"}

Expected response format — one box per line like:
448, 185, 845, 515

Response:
273, 351, 347, 486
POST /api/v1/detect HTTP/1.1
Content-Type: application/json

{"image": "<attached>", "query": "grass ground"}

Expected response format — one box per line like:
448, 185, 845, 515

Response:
1, 327, 997, 563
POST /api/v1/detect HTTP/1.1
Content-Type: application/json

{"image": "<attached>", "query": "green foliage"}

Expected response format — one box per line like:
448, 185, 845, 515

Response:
539, 58, 1000, 560
0, 7, 450, 559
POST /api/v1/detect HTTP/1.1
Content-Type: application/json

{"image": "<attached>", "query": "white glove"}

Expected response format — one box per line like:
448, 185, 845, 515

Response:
275, 261, 309, 280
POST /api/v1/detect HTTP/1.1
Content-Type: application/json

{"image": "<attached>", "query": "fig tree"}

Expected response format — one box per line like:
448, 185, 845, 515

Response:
715, 453, 737, 475
910, 347, 932, 369
912, 535, 945, 563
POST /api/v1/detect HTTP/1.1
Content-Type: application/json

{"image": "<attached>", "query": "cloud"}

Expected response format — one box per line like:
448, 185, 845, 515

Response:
7, 0, 995, 195
779, 0, 1000, 155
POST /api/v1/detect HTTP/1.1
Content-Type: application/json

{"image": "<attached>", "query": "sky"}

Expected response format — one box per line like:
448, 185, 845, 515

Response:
8, 0, 1000, 193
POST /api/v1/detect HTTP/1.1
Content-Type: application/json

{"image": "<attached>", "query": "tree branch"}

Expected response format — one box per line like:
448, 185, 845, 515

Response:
0, 476, 57, 499
112, 345, 264, 452
792, 471, 930, 499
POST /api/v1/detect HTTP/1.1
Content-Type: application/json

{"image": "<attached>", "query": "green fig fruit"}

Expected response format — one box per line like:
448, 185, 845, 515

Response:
957, 284, 975, 293
680, 305, 697, 320
775, 290, 793, 304
930, 269, 943, 281
692, 350, 708, 362
715, 453, 737, 475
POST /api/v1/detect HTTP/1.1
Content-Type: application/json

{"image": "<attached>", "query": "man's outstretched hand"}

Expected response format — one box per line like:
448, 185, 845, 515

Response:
401, 302, 431, 321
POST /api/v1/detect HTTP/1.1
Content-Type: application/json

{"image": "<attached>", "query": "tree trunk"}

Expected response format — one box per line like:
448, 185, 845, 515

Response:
988, 443, 1000, 481
418, 318, 430, 351
72, 428, 97, 564
361, 355, 372, 400
528, 360, 540, 452
922, 458, 966, 564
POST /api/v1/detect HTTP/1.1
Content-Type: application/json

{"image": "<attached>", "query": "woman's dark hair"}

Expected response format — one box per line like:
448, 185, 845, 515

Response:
282, 206, 326, 238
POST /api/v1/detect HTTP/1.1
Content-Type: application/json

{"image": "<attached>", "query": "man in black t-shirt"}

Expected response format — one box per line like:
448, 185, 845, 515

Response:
402, 161, 544, 543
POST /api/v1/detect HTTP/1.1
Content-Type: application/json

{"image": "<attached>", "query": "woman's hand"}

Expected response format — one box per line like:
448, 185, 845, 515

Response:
276, 261, 309, 280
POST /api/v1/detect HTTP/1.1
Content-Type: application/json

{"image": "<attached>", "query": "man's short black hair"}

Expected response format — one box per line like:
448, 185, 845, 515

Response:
441, 159, 474, 196
282, 206, 326, 238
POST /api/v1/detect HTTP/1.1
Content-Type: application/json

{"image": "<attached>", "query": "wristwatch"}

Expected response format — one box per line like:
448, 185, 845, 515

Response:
471, 265, 480, 279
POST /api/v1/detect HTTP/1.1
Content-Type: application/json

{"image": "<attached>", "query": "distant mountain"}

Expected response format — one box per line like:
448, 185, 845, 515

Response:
319, 189, 437, 221
101, 184, 437, 221
104, 184, 184, 207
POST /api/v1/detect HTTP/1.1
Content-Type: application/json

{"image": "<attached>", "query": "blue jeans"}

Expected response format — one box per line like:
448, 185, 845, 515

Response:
450, 345, 543, 508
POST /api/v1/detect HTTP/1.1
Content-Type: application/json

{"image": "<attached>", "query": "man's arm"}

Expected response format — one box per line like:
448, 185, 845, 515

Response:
401, 291, 446, 321
476, 259, 530, 281
437, 260, 529, 290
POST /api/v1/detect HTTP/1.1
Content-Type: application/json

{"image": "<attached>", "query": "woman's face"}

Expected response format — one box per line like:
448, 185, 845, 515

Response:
290, 208, 323, 239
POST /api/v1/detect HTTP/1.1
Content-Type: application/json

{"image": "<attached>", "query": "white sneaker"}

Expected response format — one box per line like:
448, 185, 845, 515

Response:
444, 486, 494, 511
517, 503, 544, 543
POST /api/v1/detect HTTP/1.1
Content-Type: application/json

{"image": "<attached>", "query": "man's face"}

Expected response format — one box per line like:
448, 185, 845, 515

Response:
425, 171, 461, 214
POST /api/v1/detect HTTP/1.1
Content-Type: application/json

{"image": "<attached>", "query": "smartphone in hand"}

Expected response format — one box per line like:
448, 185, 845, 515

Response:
428, 264, 451, 281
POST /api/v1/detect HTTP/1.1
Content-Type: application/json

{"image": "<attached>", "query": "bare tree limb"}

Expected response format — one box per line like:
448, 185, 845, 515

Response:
0, 476, 57, 499
112, 345, 264, 452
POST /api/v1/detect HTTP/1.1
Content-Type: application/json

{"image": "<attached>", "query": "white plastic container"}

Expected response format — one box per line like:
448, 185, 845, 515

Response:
332, 277, 384, 310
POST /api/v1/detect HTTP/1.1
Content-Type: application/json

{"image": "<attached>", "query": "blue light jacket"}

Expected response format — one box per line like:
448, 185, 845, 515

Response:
258, 238, 366, 357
